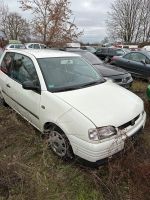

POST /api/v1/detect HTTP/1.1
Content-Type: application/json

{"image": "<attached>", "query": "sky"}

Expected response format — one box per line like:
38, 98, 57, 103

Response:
3, 0, 114, 43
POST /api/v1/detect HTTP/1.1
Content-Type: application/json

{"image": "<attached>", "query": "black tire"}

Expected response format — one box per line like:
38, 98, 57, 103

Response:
0, 97, 7, 106
0, 97, 7, 107
47, 127, 74, 160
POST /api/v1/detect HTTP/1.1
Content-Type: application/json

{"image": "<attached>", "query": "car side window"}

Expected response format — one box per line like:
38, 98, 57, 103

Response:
33, 44, 40, 49
0, 52, 14, 75
129, 53, 146, 63
123, 53, 132, 60
10, 53, 40, 87
28, 44, 33, 48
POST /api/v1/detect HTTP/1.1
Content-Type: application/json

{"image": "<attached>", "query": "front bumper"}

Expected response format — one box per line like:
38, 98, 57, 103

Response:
68, 112, 146, 163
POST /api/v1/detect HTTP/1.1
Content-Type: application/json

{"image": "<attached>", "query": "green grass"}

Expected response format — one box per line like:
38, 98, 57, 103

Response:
0, 80, 150, 200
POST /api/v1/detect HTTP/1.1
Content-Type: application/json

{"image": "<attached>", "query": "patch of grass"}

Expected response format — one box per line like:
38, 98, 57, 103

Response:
131, 79, 148, 94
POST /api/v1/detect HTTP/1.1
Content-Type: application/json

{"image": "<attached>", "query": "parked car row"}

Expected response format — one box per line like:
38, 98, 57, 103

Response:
0, 49, 146, 164
5, 43, 48, 50
61, 48, 133, 88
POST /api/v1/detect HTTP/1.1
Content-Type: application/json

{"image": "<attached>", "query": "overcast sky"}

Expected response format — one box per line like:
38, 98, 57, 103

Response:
4, 0, 114, 43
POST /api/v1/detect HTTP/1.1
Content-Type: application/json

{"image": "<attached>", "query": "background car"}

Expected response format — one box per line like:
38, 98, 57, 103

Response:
95, 47, 130, 62
25, 43, 48, 49
62, 49, 133, 88
80, 46, 96, 53
5, 44, 26, 50
147, 85, 150, 101
110, 51, 150, 81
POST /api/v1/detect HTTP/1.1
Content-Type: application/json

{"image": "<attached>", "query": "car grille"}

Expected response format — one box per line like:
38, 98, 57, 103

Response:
118, 114, 140, 130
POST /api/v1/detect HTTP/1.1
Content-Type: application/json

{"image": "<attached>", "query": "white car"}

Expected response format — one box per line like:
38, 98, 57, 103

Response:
0, 49, 146, 163
5, 44, 26, 50
25, 43, 47, 49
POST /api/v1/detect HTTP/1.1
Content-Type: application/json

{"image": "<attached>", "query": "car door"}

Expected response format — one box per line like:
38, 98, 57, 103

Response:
114, 53, 133, 72
124, 52, 148, 77
130, 53, 150, 78
4, 52, 41, 130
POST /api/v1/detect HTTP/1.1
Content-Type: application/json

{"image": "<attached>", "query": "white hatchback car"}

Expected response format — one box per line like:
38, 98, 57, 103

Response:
0, 50, 146, 163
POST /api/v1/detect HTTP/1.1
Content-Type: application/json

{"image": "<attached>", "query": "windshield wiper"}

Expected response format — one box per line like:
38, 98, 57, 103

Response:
52, 80, 105, 92
80, 80, 105, 88
51, 86, 82, 92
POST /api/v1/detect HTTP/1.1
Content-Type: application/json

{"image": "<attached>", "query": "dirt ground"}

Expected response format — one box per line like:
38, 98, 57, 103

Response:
0, 80, 150, 200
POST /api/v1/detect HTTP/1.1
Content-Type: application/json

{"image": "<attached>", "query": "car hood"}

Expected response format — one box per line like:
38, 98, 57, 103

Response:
94, 63, 128, 77
55, 82, 143, 128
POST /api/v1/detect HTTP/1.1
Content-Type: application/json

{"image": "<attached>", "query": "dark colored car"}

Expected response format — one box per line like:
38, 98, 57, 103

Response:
95, 47, 130, 62
81, 46, 96, 53
62, 49, 133, 88
110, 51, 150, 81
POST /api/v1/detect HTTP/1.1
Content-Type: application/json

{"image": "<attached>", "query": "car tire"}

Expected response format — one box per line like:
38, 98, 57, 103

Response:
47, 127, 74, 160
0, 97, 7, 107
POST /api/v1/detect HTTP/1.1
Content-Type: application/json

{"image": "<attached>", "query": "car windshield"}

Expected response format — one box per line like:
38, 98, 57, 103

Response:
76, 51, 103, 65
38, 56, 105, 92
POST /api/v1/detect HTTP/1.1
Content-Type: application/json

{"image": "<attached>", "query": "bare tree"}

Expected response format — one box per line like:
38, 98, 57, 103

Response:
0, 0, 9, 38
0, 1, 30, 41
19, 0, 82, 46
5, 12, 30, 40
107, 0, 150, 43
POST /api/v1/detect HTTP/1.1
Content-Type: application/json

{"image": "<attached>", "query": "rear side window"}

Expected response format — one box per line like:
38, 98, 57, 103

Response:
0, 52, 14, 75
128, 53, 146, 62
33, 44, 40, 49
123, 53, 132, 60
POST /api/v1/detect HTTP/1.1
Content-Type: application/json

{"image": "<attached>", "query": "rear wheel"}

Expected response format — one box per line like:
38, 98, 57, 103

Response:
47, 127, 74, 160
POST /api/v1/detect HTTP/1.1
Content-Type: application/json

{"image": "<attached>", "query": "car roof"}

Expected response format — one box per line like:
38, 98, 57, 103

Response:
126, 50, 150, 56
6, 44, 24, 46
6, 49, 81, 58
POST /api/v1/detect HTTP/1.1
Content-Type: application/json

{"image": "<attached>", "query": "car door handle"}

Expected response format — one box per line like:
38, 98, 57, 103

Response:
6, 84, 11, 88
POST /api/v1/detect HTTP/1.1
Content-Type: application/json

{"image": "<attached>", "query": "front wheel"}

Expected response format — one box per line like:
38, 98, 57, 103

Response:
47, 128, 74, 160
0, 96, 7, 107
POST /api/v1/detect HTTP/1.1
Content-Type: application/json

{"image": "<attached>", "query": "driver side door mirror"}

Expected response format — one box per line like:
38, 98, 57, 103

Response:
22, 80, 41, 93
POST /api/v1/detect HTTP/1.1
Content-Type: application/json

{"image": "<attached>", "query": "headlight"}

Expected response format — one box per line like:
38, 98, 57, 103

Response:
88, 126, 117, 141
104, 77, 114, 83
